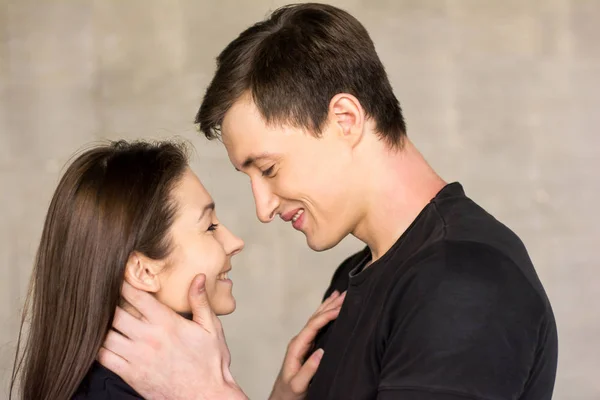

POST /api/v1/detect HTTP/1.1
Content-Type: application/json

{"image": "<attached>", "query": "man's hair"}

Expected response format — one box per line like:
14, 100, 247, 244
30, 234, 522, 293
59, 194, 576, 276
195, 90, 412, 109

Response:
196, 2, 406, 147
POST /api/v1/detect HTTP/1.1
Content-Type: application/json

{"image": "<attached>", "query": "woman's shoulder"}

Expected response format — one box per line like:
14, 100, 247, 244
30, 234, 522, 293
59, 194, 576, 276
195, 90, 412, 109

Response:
72, 361, 143, 399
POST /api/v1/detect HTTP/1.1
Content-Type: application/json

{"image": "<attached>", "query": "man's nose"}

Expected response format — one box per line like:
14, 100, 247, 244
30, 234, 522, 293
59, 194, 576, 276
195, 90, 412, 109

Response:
251, 178, 279, 223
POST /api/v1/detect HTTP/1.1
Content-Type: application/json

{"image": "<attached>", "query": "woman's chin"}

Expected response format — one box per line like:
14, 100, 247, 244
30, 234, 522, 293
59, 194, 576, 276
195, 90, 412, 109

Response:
171, 294, 235, 317
214, 297, 236, 316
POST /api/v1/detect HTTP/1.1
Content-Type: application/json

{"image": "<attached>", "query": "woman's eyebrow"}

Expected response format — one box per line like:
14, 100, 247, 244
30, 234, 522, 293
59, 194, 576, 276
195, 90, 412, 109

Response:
198, 202, 215, 221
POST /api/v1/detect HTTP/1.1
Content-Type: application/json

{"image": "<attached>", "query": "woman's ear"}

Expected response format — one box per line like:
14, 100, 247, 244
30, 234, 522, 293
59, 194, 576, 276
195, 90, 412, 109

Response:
124, 252, 164, 293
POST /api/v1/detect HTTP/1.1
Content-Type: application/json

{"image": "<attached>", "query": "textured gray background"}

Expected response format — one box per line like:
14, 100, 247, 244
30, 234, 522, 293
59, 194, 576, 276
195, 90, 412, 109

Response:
1, 1, 599, 399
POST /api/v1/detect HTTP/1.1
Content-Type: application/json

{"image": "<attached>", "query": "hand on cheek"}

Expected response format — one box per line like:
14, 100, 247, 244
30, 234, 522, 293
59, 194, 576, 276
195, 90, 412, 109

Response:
98, 275, 247, 400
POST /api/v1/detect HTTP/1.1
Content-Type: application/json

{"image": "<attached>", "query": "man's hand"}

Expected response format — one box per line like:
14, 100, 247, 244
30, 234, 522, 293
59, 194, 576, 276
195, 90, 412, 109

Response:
98, 274, 247, 400
269, 291, 346, 400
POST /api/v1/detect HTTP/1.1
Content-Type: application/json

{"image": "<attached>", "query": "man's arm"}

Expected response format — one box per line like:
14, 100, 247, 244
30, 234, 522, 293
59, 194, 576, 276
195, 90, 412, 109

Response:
98, 274, 344, 400
98, 274, 246, 400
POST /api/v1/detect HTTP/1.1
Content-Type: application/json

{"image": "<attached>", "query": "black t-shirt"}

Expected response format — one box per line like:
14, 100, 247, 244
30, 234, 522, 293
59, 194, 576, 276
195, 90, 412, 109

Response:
72, 362, 142, 399
306, 183, 558, 400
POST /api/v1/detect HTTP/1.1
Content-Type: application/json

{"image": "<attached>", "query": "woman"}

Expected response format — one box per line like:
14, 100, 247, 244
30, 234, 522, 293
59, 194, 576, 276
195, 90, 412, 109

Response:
10, 140, 341, 399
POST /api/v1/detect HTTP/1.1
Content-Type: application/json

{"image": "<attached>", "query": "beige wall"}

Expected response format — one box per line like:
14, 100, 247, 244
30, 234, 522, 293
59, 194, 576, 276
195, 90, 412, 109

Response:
1, 0, 599, 398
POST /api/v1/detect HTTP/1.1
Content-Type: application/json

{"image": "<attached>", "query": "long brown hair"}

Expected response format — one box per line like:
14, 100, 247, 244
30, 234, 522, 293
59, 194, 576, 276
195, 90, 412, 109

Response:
10, 140, 189, 400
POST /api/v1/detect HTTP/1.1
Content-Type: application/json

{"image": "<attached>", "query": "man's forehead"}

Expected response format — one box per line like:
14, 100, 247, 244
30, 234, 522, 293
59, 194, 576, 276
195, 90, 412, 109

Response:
221, 104, 298, 170
220, 131, 260, 168
220, 129, 252, 164
221, 123, 280, 169
221, 92, 261, 131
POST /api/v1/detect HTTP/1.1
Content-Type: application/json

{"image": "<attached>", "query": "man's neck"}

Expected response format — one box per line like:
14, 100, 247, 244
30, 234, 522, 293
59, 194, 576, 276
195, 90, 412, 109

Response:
352, 138, 446, 263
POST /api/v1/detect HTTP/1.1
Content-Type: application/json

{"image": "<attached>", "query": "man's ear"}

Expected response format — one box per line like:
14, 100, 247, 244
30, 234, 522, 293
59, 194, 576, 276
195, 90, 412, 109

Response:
123, 252, 164, 293
328, 93, 366, 148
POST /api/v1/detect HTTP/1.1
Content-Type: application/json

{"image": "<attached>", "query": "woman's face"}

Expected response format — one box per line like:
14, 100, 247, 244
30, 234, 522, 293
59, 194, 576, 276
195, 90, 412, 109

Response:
155, 168, 244, 315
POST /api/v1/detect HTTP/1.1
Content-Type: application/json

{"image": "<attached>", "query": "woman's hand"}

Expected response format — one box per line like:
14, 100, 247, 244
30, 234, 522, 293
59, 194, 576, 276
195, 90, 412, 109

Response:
269, 291, 347, 400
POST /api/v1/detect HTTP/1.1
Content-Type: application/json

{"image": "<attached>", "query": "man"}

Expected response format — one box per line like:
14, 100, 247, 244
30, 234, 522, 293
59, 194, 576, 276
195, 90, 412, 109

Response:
99, 3, 558, 399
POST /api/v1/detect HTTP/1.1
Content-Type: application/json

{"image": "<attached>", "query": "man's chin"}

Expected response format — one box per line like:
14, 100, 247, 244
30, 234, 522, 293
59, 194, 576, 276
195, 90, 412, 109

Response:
305, 232, 345, 252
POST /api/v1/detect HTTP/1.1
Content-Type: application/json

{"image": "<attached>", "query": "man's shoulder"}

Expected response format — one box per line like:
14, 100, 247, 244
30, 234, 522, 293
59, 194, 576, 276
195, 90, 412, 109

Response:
385, 239, 549, 323
401, 240, 538, 292
414, 239, 526, 274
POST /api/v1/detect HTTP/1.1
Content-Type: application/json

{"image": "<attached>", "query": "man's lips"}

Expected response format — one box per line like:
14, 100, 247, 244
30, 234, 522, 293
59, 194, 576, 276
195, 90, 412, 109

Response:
280, 208, 303, 222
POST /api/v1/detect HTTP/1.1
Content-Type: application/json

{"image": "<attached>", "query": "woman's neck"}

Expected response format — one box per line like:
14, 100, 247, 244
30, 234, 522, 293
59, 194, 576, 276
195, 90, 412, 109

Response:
119, 298, 144, 319
119, 298, 193, 321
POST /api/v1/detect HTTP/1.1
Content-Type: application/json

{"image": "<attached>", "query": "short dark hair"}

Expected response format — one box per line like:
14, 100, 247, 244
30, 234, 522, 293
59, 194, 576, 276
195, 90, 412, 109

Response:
196, 2, 406, 147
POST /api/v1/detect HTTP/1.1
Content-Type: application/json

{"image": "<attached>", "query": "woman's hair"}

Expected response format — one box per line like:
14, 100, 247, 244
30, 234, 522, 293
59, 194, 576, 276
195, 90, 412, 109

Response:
10, 140, 189, 400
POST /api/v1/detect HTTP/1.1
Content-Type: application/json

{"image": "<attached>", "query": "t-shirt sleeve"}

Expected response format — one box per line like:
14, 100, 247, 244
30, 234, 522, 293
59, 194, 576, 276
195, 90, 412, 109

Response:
377, 243, 545, 400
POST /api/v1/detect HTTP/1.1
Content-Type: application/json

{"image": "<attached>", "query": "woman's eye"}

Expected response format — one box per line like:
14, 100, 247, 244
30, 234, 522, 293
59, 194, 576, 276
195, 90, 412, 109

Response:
261, 165, 275, 177
207, 223, 219, 232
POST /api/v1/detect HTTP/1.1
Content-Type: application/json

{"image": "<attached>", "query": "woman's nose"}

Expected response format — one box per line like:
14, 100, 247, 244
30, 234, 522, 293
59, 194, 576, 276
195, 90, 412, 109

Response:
221, 225, 244, 256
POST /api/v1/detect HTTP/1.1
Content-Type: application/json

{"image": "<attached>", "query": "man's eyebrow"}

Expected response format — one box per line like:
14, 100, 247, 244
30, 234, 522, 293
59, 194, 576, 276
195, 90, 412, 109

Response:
234, 153, 275, 171
198, 202, 215, 221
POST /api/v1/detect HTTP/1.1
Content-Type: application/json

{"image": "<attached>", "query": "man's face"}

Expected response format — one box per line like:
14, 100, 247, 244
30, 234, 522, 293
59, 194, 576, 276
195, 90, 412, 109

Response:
221, 94, 362, 251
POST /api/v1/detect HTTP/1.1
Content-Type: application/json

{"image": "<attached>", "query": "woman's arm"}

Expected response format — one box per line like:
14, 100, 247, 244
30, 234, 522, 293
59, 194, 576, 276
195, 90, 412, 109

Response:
269, 291, 346, 400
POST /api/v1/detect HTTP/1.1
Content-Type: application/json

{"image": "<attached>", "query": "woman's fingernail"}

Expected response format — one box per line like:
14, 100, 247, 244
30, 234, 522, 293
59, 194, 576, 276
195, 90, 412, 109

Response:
314, 348, 324, 361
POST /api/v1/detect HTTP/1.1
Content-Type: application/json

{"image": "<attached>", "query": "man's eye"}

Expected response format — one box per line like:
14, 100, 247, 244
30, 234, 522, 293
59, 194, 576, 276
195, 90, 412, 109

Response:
261, 166, 275, 177
207, 223, 219, 232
